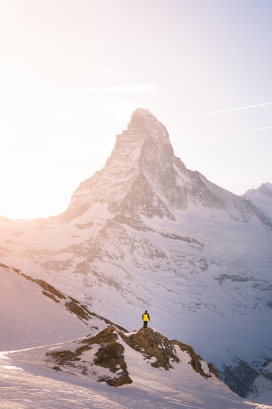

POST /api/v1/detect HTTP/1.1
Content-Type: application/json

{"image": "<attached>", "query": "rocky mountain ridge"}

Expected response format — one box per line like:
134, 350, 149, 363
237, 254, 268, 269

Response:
3, 324, 265, 408
59, 108, 272, 229
0, 263, 125, 351
1, 108, 272, 398
43, 326, 219, 387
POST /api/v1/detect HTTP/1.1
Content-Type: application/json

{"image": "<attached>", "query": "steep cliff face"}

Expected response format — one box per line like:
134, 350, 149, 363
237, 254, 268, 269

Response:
58, 108, 190, 222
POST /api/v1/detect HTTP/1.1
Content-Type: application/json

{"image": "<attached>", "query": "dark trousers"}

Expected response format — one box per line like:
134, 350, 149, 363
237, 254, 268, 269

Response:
143, 321, 148, 328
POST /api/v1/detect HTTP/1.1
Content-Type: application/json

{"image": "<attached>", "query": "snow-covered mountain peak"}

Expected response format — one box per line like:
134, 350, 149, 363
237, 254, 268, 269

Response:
59, 108, 188, 222
258, 182, 272, 196
245, 182, 272, 197
59, 107, 270, 228
243, 182, 272, 221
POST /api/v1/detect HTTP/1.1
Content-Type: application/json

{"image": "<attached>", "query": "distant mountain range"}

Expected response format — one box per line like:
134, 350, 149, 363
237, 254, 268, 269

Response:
1, 108, 272, 398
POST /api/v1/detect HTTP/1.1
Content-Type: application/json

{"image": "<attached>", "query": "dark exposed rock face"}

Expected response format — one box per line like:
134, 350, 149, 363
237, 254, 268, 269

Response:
65, 300, 90, 320
246, 361, 272, 402
85, 327, 132, 387
220, 360, 258, 398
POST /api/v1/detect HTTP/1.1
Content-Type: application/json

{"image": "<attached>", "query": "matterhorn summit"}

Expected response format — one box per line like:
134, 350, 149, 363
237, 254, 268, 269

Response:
60, 108, 190, 222
60, 108, 269, 228
1, 108, 272, 398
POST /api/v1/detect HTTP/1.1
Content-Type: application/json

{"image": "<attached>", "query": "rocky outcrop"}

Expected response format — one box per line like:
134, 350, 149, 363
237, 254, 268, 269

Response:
45, 326, 219, 388
122, 328, 219, 379
121, 328, 179, 370
46, 326, 132, 386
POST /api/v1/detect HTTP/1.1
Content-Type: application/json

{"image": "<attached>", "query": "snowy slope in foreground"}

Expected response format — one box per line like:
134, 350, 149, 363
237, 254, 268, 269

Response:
247, 362, 272, 405
1, 327, 270, 409
0, 264, 124, 351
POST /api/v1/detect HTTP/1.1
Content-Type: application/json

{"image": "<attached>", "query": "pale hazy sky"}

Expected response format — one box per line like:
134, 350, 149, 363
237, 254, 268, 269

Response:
1, 0, 272, 219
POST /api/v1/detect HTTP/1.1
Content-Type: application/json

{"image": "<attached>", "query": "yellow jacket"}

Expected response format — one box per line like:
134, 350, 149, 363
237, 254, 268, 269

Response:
142, 312, 150, 321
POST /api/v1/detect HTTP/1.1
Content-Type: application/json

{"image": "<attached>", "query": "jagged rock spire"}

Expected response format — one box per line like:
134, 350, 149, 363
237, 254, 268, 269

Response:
60, 108, 189, 222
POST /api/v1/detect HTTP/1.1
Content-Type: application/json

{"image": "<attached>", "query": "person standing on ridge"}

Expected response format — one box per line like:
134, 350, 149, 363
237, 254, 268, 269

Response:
142, 310, 150, 328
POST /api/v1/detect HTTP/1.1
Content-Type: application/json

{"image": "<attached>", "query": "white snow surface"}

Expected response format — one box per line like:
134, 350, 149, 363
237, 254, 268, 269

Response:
1, 201, 272, 378
0, 265, 107, 351
247, 362, 272, 405
0, 332, 271, 409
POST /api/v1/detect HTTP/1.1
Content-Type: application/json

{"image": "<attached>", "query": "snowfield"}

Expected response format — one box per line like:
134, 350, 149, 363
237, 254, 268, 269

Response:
0, 264, 122, 351
1, 331, 271, 409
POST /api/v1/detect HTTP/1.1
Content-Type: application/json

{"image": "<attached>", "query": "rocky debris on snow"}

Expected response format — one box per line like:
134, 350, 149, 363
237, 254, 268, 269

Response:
45, 326, 219, 387
16, 269, 67, 303
3, 263, 127, 332
122, 328, 219, 379
121, 327, 179, 370
172, 339, 214, 379
46, 326, 132, 386
0, 262, 10, 269
64, 299, 91, 321
79, 326, 132, 386
208, 362, 220, 379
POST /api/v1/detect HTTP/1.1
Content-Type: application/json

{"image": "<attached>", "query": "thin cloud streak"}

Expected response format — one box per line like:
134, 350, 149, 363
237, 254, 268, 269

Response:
170, 126, 272, 140
165, 102, 272, 122
222, 125, 272, 134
